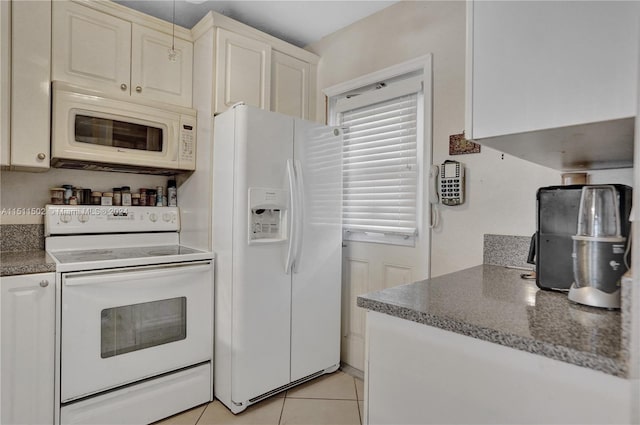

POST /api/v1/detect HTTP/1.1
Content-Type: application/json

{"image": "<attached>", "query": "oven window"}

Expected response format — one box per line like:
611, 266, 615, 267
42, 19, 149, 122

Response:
101, 297, 186, 358
75, 115, 164, 152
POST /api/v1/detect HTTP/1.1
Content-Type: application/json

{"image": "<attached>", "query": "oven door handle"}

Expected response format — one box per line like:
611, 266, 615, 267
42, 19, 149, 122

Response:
63, 262, 212, 287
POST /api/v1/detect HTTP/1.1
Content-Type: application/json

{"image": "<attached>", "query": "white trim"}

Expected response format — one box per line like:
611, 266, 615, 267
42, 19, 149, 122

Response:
323, 54, 432, 97
334, 76, 423, 113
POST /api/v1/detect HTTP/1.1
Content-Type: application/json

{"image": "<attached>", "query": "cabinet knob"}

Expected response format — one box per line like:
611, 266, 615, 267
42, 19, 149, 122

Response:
135, 86, 142, 93
39, 280, 49, 288
36, 153, 46, 160
120, 83, 128, 91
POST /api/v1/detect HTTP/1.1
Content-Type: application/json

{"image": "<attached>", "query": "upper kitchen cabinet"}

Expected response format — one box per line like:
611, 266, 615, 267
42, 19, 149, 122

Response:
0, 0, 10, 167
131, 25, 193, 107
193, 11, 318, 120
52, 1, 193, 108
10, 0, 51, 170
271, 51, 311, 119
215, 28, 271, 112
466, 1, 639, 170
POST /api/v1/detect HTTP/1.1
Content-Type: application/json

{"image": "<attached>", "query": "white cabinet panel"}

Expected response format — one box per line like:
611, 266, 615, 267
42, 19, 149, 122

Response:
52, 1, 131, 95
366, 312, 635, 424
215, 28, 271, 113
468, 1, 639, 140
10, 0, 51, 170
0, 0, 10, 166
271, 51, 310, 119
52, 1, 193, 108
131, 24, 193, 107
1, 273, 55, 425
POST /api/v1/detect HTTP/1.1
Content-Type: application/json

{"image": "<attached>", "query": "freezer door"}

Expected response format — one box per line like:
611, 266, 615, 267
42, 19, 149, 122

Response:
231, 106, 295, 402
290, 120, 343, 380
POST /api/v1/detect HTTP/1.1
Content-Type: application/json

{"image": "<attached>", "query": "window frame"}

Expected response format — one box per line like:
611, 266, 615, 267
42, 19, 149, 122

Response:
324, 55, 433, 246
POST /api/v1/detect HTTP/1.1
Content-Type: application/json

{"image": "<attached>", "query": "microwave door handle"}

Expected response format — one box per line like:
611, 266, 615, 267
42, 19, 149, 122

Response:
63, 262, 211, 287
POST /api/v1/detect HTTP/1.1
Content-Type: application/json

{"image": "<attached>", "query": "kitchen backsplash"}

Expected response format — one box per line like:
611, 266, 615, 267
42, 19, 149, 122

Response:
483, 234, 533, 269
0, 224, 44, 251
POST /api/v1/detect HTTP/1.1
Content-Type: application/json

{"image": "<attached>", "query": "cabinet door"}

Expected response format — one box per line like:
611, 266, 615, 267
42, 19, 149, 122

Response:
468, 1, 639, 140
131, 24, 193, 108
0, 0, 10, 166
215, 28, 271, 114
1, 273, 55, 425
271, 51, 310, 119
52, 1, 131, 96
10, 0, 50, 170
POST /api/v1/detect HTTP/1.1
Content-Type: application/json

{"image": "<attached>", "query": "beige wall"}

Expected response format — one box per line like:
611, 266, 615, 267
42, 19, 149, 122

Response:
307, 1, 633, 276
0, 168, 169, 224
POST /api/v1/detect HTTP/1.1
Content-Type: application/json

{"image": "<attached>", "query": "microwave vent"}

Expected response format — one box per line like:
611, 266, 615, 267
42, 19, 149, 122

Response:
50, 158, 189, 176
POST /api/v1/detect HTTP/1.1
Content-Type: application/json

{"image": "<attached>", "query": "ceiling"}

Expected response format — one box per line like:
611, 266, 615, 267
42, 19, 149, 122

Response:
114, 0, 398, 48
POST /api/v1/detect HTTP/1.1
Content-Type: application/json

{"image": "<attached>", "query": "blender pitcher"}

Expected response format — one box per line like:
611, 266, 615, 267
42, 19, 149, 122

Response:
568, 185, 627, 309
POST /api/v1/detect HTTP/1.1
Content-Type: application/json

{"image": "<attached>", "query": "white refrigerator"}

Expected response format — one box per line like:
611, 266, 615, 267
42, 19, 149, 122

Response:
212, 104, 343, 413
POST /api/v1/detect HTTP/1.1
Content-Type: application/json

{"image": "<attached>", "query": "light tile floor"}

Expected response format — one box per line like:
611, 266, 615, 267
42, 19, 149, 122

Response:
154, 371, 364, 425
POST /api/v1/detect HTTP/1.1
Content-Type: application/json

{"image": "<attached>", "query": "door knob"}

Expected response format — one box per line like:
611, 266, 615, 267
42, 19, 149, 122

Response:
39, 280, 49, 288
120, 83, 128, 91
37, 153, 46, 160
135, 86, 142, 93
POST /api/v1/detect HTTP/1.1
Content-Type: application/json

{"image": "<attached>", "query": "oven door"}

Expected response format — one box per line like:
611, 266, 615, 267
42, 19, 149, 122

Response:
60, 261, 213, 403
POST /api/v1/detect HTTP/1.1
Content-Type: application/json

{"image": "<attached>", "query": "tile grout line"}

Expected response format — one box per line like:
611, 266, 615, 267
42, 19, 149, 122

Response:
353, 377, 362, 425
278, 396, 286, 425
194, 402, 208, 425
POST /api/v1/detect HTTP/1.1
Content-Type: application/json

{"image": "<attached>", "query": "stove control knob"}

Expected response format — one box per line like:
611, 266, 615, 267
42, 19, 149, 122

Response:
162, 212, 171, 222
149, 213, 158, 222
78, 214, 89, 223
60, 214, 72, 224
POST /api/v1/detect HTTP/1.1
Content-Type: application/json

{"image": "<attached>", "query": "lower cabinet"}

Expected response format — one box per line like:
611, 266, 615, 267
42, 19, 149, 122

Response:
365, 311, 636, 425
1, 273, 55, 425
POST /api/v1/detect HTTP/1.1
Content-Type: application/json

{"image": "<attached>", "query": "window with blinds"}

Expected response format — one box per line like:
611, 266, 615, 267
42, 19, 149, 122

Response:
337, 77, 422, 243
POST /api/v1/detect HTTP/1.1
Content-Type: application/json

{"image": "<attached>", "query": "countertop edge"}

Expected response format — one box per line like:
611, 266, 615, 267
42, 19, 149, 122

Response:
357, 270, 628, 378
1, 250, 57, 277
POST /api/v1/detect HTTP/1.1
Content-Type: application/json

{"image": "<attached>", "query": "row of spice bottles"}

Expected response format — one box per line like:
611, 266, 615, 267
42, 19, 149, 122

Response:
51, 180, 177, 207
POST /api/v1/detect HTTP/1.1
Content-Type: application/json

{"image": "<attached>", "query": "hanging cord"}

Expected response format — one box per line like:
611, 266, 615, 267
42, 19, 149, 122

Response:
168, 0, 177, 61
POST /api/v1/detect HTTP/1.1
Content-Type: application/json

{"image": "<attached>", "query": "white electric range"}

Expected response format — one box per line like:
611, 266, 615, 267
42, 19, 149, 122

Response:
45, 205, 214, 425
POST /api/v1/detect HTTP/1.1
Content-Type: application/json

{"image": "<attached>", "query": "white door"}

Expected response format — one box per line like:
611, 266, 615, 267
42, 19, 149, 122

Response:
52, 1, 131, 95
336, 62, 433, 372
290, 120, 343, 380
215, 28, 271, 114
131, 24, 193, 108
1, 273, 55, 425
61, 262, 213, 402
230, 106, 293, 402
271, 51, 310, 119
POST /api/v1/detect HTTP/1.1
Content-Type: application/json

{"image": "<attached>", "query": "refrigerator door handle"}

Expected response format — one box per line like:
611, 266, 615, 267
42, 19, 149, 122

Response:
292, 159, 305, 273
284, 159, 297, 274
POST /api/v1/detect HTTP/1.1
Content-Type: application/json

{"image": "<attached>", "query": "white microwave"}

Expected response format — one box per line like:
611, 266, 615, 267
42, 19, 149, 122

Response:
51, 81, 196, 175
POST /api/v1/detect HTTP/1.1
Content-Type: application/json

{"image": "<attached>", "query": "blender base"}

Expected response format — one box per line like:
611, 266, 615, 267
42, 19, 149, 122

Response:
567, 283, 621, 309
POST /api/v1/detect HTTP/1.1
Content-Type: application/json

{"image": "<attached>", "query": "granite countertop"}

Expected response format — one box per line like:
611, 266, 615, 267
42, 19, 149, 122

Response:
1, 250, 57, 276
358, 264, 629, 378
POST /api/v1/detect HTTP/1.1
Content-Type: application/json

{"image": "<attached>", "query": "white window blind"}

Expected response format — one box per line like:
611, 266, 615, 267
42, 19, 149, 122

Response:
339, 91, 419, 237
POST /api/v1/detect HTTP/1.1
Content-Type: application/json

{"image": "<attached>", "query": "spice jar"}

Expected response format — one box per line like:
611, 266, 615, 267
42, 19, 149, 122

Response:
167, 180, 177, 207
112, 188, 122, 206
132, 193, 140, 206
156, 186, 164, 207
139, 188, 147, 206
91, 191, 102, 205
148, 189, 157, 207
101, 192, 113, 206
50, 188, 65, 205
121, 186, 132, 206
62, 184, 73, 204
